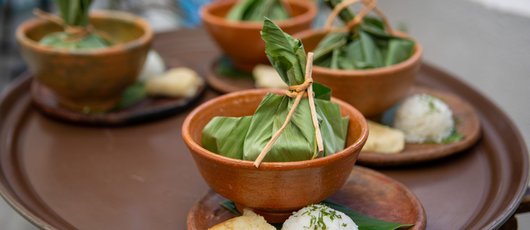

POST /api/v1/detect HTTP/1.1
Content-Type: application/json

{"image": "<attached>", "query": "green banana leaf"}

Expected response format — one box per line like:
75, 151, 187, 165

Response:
322, 200, 414, 230
314, 0, 415, 70
40, 32, 111, 50
39, 0, 112, 50
202, 19, 349, 162
384, 38, 415, 66
226, 0, 289, 21
243, 93, 316, 161
202, 116, 253, 159
313, 32, 348, 62
113, 82, 146, 110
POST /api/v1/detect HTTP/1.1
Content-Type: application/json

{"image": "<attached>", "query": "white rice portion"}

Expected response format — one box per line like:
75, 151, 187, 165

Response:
282, 204, 358, 230
394, 94, 454, 143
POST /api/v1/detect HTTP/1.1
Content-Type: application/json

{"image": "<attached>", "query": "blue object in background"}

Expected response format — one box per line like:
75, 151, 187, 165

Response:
178, 0, 211, 27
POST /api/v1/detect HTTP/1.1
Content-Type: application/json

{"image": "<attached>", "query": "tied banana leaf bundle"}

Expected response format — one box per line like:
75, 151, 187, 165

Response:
313, 0, 415, 70
38, 0, 112, 50
227, 0, 290, 21
202, 19, 349, 166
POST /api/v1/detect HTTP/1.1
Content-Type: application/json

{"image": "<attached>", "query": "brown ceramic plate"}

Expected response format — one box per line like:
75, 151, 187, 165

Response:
30, 76, 206, 126
0, 29, 526, 229
359, 87, 481, 166
206, 57, 255, 94
187, 166, 426, 230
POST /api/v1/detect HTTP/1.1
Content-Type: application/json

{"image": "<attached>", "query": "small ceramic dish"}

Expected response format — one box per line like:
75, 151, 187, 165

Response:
182, 89, 368, 223
358, 87, 481, 166
31, 75, 206, 126
201, 0, 317, 71
187, 166, 426, 229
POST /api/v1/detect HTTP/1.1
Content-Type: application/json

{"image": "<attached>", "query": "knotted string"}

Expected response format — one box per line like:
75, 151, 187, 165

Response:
323, 0, 395, 35
33, 8, 112, 42
253, 52, 324, 168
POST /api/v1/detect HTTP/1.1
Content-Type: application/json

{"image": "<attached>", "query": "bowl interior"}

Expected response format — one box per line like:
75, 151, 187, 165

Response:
23, 13, 146, 45
297, 30, 421, 73
205, 0, 311, 23
187, 90, 366, 159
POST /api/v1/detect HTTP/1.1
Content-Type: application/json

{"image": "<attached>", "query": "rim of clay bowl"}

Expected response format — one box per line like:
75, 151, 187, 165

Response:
182, 88, 368, 170
295, 29, 423, 78
200, 0, 318, 30
16, 10, 153, 56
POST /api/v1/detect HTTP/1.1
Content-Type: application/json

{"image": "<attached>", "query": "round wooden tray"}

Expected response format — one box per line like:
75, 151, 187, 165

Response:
358, 87, 481, 166
31, 78, 206, 126
188, 166, 426, 229
0, 29, 527, 229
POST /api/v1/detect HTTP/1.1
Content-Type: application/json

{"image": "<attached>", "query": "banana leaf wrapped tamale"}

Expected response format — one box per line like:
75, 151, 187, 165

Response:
313, 0, 414, 70
202, 19, 349, 167
38, 0, 112, 50
226, 0, 290, 21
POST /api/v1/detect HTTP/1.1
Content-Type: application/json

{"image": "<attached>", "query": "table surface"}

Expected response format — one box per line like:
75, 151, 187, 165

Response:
0, 28, 528, 230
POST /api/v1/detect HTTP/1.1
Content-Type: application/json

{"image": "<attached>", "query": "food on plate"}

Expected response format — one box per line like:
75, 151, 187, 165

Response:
253, 64, 288, 89
116, 67, 203, 110
138, 50, 166, 81
226, 0, 290, 21
394, 94, 459, 143
145, 67, 204, 98
361, 120, 405, 153
312, 0, 415, 70
282, 204, 358, 230
202, 19, 348, 166
38, 0, 113, 50
209, 209, 275, 230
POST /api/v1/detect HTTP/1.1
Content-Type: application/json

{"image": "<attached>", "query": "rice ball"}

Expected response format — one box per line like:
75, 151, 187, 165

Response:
282, 204, 358, 230
394, 94, 454, 143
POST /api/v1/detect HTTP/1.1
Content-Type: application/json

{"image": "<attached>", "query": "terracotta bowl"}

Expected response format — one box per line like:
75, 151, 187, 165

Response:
296, 29, 423, 117
200, 0, 317, 71
16, 10, 153, 112
182, 89, 368, 223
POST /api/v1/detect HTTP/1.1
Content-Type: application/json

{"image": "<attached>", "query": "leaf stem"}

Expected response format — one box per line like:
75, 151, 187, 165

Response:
306, 53, 324, 155
253, 53, 323, 167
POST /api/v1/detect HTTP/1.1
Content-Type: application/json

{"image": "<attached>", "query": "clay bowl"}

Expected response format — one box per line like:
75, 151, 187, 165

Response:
16, 10, 153, 112
182, 89, 368, 223
201, 0, 317, 71
296, 29, 422, 117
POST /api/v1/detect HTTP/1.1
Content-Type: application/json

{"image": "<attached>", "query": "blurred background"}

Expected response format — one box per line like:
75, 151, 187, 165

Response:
0, 0, 529, 229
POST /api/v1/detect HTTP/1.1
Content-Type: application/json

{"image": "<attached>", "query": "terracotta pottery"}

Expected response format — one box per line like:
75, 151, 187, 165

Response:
200, 0, 317, 71
182, 89, 368, 223
295, 29, 423, 117
188, 166, 426, 230
16, 10, 153, 112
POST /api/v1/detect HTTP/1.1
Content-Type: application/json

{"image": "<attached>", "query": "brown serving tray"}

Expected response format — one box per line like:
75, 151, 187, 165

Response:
0, 29, 528, 229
